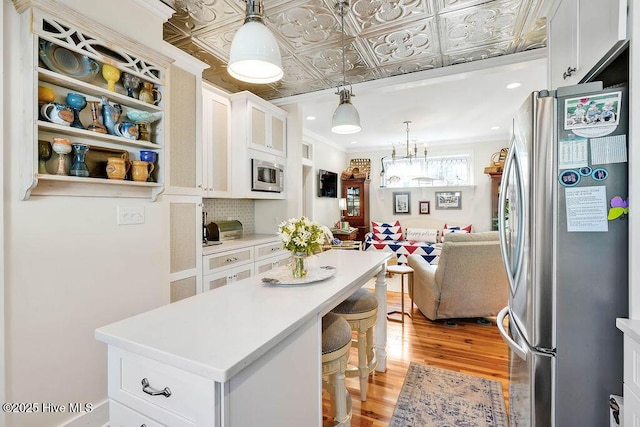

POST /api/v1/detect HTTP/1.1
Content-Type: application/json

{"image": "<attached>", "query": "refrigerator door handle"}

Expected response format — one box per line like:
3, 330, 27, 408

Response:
497, 306, 527, 360
499, 138, 518, 290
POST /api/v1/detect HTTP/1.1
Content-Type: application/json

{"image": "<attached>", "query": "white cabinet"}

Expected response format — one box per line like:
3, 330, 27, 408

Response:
228, 91, 287, 200
164, 59, 206, 196
168, 196, 203, 303
202, 246, 255, 293
201, 238, 288, 292
230, 91, 287, 158
202, 84, 231, 198
254, 241, 291, 274
246, 100, 287, 157
617, 319, 640, 426
107, 348, 214, 426
548, 0, 628, 89
21, 7, 172, 201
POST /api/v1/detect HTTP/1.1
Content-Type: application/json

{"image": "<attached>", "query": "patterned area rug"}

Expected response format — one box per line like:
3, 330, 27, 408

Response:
389, 363, 508, 427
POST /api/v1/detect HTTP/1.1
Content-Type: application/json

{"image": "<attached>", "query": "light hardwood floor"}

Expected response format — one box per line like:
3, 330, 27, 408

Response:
323, 289, 510, 426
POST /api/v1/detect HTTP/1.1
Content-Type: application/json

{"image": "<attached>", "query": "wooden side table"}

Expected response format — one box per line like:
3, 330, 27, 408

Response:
386, 264, 414, 323
322, 240, 361, 251
331, 228, 358, 241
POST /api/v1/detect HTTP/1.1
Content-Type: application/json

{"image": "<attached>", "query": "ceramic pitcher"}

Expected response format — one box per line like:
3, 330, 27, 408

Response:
131, 160, 154, 182
138, 82, 162, 105
106, 157, 129, 180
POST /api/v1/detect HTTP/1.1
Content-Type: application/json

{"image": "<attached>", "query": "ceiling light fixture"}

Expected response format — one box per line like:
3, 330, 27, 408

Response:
228, 0, 283, 84
331, 1, 361, 135
506, 82, 521, 89
392, 121, 427, 163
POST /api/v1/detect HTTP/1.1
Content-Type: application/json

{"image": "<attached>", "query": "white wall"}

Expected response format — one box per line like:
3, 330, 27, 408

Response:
306, 136, 348, 227
629, 0, 639, 317
348, 139, 509, 232
3, 2, 170, 425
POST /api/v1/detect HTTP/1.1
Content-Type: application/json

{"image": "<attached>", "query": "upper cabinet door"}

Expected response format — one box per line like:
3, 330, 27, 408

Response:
549, 0, 628, 89
577, 0, 628, 82
202, 86, 231, 198
548, 0, 579, 89
165, 64, 200, 195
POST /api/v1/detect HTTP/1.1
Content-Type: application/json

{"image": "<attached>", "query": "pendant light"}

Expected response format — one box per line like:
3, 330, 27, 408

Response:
228, 0, 283, 84
331, 1, 361, 134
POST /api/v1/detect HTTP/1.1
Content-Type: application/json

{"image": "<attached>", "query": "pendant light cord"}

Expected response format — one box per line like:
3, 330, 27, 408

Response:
341, 2, 346, 87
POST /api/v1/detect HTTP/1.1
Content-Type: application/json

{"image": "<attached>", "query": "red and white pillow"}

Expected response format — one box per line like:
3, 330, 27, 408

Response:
440, 223, 472, 242
371, 220, 404, 241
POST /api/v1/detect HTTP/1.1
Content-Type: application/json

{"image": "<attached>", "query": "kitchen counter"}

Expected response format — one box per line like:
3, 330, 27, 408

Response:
95, 250, 390, 425
202, 233, 279, 256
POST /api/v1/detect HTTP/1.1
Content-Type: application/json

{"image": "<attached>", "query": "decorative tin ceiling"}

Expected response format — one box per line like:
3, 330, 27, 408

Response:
163, 0, 547, 101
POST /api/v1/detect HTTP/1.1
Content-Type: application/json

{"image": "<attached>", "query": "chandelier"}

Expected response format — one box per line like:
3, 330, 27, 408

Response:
331, 1, 361, 134
392, 121, 427, 162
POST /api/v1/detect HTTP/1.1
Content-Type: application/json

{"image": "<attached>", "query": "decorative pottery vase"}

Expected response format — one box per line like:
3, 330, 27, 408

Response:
114, 122, 139, 140
86, 101, 107, 134
40, 102, 74, 126
122, 72, 141, 98
105, 157, 130, 180
38, 85, 55, 105
51, 137, 72, 175
126, 110, 162, 141
291, 251, 308, 278
69, 143, 90, 177
38, 140, 52, 174
139, 150, 158, 182
65, 92, 87, 129
101, 64, 121, 92
131, 160, 154, 182
100, 96, 122, 135
138, 82, 162, 105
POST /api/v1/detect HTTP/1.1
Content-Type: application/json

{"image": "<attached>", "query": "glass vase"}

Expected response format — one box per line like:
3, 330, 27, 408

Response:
292, 251, 308, 278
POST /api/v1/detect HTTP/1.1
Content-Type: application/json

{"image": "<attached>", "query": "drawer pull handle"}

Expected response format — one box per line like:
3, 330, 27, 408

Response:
226, 257, 238, 263
141, 378, 172, 398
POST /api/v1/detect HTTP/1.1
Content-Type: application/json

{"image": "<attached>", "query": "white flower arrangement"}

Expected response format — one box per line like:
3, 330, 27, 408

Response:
278, 216, 328, 255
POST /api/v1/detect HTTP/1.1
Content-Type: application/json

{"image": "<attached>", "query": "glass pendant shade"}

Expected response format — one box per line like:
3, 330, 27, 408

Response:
331, 89, 361, 134
228, 21, 283, 84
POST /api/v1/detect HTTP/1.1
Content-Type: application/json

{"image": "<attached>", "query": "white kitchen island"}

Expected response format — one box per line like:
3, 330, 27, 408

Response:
96, 250, 391, 426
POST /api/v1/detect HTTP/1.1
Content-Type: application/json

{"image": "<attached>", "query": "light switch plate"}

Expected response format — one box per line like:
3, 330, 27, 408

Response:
117, 206, 145, 225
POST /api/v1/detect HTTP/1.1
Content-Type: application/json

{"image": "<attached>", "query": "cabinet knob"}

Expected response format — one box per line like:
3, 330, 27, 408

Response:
563, 67, 576, 80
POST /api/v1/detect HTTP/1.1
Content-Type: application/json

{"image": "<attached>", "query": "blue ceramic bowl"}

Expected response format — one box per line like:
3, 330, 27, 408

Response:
140, 150, 157, 164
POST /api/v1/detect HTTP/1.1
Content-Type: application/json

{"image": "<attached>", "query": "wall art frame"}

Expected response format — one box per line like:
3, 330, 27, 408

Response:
393, 192, 411, 214
435, 191, 462, 210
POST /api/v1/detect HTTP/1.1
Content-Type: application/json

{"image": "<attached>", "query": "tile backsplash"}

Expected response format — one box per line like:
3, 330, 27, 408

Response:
203, 198, 255, 234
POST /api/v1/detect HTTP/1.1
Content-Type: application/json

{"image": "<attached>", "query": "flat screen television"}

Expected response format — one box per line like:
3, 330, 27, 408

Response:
318, 169, 338, 198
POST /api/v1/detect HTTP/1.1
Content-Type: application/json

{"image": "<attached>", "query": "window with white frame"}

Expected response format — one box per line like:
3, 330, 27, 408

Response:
381, 154, 472, 187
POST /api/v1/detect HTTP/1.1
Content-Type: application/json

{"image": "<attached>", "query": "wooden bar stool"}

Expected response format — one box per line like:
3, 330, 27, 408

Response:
331, 288, 378, 401
322, 312, 353, 427
386, 264, 414, 323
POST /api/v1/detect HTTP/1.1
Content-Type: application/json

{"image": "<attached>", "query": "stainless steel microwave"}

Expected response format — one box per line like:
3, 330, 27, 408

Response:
251, 159, 284, 193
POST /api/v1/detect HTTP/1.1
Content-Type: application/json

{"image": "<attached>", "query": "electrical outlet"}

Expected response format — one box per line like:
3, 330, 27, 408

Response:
117, 206, 145, 225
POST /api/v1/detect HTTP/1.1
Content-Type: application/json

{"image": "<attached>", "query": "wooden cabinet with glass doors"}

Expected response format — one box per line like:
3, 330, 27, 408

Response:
341, 177, 370, 241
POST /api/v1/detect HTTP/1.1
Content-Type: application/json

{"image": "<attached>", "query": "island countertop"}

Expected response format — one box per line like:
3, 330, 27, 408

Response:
95, 250, 390, 383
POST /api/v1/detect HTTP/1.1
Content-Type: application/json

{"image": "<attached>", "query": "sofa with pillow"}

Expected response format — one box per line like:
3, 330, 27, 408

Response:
407, 231, 508, 321
363, 220, 472, 265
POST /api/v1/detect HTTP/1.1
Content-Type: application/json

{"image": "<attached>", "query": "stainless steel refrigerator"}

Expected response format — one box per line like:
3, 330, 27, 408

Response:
496, 82, 629, 426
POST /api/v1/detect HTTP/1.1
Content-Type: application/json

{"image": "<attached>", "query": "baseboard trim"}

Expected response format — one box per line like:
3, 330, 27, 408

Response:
62, 399, 109, 427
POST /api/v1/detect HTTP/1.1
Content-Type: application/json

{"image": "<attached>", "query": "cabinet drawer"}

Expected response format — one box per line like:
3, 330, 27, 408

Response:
109, 399, 170, 427
255, 252, 291, 274
624, 335, 640, 398
203, 247, 254, 275
108, 348, 215, 426
254, 241, 286, 260
203, 264, 255, 292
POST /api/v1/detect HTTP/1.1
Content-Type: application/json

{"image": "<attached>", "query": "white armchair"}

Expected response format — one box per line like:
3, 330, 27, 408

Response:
407, 231, 508, 321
